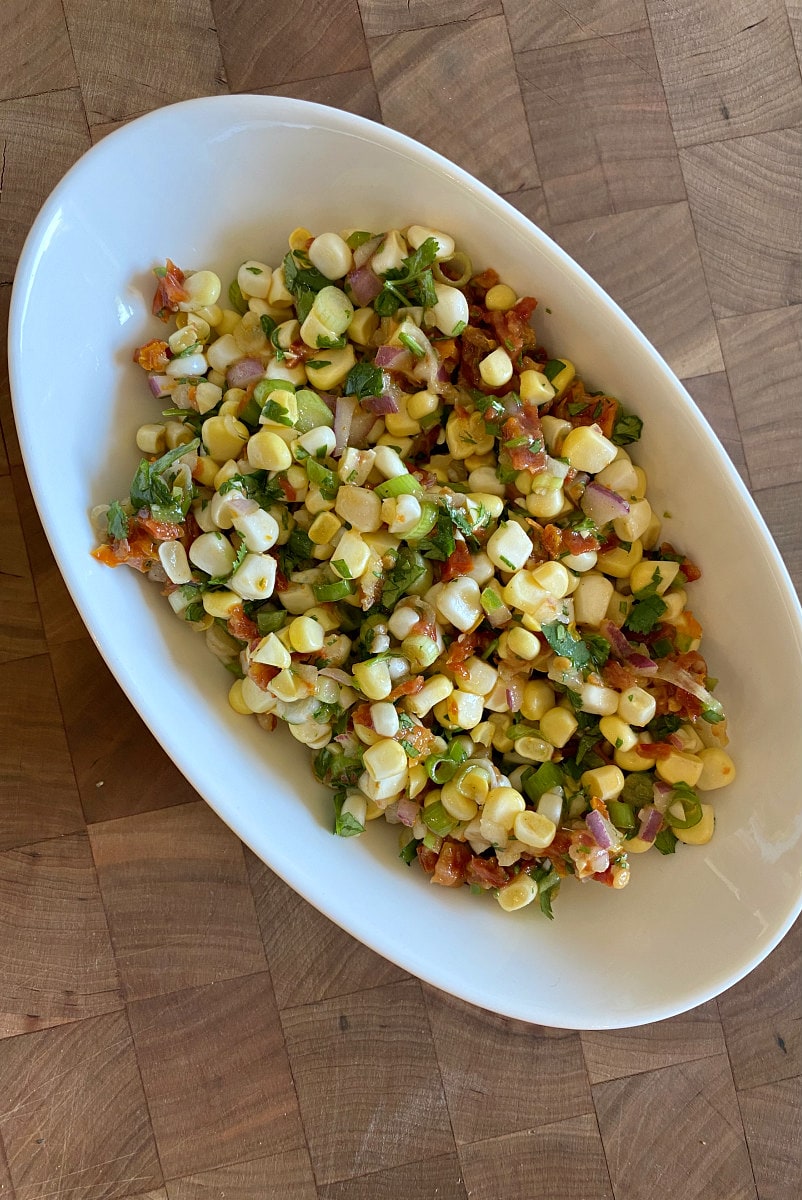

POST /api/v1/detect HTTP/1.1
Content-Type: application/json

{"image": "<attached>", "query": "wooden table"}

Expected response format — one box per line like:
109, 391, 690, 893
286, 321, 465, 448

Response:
1, 3, 800, 1198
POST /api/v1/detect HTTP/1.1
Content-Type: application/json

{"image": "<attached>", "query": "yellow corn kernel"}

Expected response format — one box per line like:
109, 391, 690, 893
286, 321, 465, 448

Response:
308, 511, 342, 545
561, 423, 617, 473
352, 658, 393, 701
289, 226, 313, 251
407, 674, 454, 717
547, 358, 575, 398
446, 410, 494, 459
629, 559, 680, 597
348, 307, 379, 346
496, 874, 538, 911
484, 283, 517, 311
506, 625, 541, 661
696, 747, 737, 791
626, 836, 654, 854
514, 810, 556, 850
598, 715, 638, 753
675, 803, 715, 844
596, 539, 644, 580
247, 429, 293, 472
530, 560, 571, 598
305, 346, 356, 391
251, 633, 291, 669
440, 781, 479, 822
539, 706, 578, 748
227, 679, 253, 715
201, 589, 242, 619
136, 423, 166, 454
407, 389, 440, 420
615, 740, 656, 771
520, 680, 555, 722
580, 764, 625, 801
192, 455, 219, 488
289, 615, 325, 653
519, 369, 556, 405
202, 413, 249, 462
655, 750, 704, 788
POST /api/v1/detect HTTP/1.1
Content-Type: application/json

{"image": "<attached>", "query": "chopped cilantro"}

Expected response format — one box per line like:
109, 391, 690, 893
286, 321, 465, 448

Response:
228, 279, 248, 314
543, 359, 566, 383
333, 794, 365, 838
415, 504, 456, 562
344, 362, 384, 401
106, 499, 129, 542
625, 594, 668, 634
380, 546, 426, 610
276, 528, 313, 575
612, 405, 643, 446
316, 333, 346, 349
129, 438, 199, 524
540, 621, 609, 675
654, 828, 678, 854
399, 837, 420, 865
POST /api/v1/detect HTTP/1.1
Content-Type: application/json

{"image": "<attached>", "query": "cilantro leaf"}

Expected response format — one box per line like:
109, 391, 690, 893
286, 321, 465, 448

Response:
333, 794, 365, 838
653, 828, 678, 855
129, 438, 199, 523
219, 471, 285, 509
106, 500, 129, 542
380, 545, 426, 610
625, 594, 668, 634
540, 620, 590, 671
344, 362, 384, 400
415, 504, 456, 562
228, 279, 248, 314
277, 528, 313, 575
612, 405, 643, 446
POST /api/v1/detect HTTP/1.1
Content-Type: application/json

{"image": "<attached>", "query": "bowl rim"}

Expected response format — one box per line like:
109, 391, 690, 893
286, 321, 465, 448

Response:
9, 93, 802, 1028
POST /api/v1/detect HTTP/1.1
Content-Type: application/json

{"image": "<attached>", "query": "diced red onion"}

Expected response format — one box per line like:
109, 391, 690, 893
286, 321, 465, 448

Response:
586, 809, 614, 849
637, 805, 664, 844
226, 357, 265, 388
504, 678, 524, 713
348, 405, 380, 448
628, 653, 658, 674
581, 482, 630, 526
652, 780, 672, 813
148, 374, 173, 398
374, 343, 412, 370
227, 495, 259, 516
347, 265, 382, 306
353, 233, 382, 268
600, 619, 633, 659
362, 393, 399, 414
396, 797, 420, 828
333, 395, 356, 457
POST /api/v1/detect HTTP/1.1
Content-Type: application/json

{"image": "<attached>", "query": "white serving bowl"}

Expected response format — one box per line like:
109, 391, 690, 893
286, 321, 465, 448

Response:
10, 96, 802, 1029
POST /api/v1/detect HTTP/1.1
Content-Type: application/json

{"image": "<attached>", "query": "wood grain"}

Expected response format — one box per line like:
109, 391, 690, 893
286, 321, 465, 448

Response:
0, 655, 84, 854
245, 851, 407, 1009
212, 0, 369, 91
593, 1055, 757, 1200
318, 1153, 467, 1200
716, 916, 802, 1090
358, 0, 501, 38
717, 305, 802, 490
90, 803, 267, 1002
581, 999, 727, 1085
0, 0, 78, 102
682, 372, 750, 484
259, 69, 382, 123
519, 27, 685, 224
0, 2, 799, 1196
646, 0, 802, 147
0, 475, 45, 665
0, 1011, 161, 1200
0, 89, 91, 280
165, 1149, 317, 1200
458, 1117, 613, 1200
0, 832, 121, 1038
424, 989, 592, 1144
503, 0, 648, 52
368, 16, 540, 194
50, 637, 200, 824
739, 1077, 802, 1200
681, 131, 802, 318
128, 973, 303, 1182
280, 980, 453, 1185
63, 0, 226, 126
552, 201, 724, 378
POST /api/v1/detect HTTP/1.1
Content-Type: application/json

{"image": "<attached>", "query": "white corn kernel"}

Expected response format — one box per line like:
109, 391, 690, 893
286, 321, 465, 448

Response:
157, 540, 192, 585
251, 634, 291, 669
370, 702, 400, 738
363, 738, 408, 782
189, 531, 237, 577
335, 485, 382, 532
487, 521, 533, 572
179, 270, 222, 311
519, 369, 556, 405
479, 347, 514, 388
406, 674, 454, 717
445, 689, 485, 730
372, 444, 407, 479
436, 577, 482, 632
429, 282, 469, 337
598, 716, 638, 753
331, 529, 371, 579
308, 232, 353, 280
247, 429, 293, 472
232, 507, 280, 553
406, 225, 455, 260
372, 230, 408, 276
352, 658, 393, 701
579, 682, 620, 716
572, 572, 614, 627
616, 686, 657, 726
136, 423, 166, 454
230, 553, 277, 601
